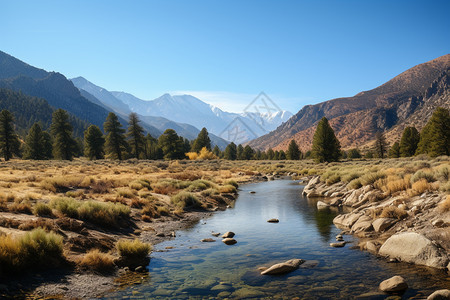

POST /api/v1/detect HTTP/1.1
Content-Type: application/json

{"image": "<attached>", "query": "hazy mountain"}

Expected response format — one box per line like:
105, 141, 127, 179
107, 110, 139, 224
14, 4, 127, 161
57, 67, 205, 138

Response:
0, 50, 147, 135
248, 54, 450, 151
111, 91, 293, 143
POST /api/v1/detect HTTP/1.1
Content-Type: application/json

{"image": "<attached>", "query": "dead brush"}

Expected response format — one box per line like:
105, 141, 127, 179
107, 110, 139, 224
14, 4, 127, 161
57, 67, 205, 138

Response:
8, 200, 32, 214
79, 249, 115, 273
18, 218, 55, 231
372, 206, 408, 220
374, 175, 411, 195
438, 195, 450, 212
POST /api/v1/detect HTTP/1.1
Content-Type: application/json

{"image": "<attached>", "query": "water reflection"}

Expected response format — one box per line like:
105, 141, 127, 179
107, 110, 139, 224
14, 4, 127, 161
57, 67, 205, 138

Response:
106, 180, 450, 299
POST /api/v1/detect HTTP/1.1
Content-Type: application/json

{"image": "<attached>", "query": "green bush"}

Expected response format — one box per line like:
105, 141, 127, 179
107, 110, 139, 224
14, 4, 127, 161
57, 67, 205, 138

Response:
171, 191, 201, 209
33, 203, 53, 217
0, 228, 64, 274
410, 170, 436, 183
326, 174, 341, 185
116, 239, 152, 259
50, 198, 130, 228
360, 172, 386, 186
225, 180, 238, 188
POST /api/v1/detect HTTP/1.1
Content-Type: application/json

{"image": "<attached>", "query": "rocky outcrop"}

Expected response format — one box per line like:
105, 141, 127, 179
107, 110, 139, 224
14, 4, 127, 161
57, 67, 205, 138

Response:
372, 218, 397, 232
379, 276, 408, 293
427, 289, 450, 300
379, 232, 449, 269
222, 232, 235, 238
260, 259, 305, 275
267, 218, 279, 223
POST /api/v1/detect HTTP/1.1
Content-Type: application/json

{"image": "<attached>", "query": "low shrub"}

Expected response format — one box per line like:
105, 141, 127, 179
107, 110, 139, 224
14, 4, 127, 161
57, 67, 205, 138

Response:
360, 172, 386, 186
157, 206, 169, 216
0, 228, 64, 274
33, 203, 53, 217
411, 179, 430, 194
411, 170, 436, 183
347, 179, 362, 190
41, 176, 83, 192
341, 172, 362, 183
219, 185, 237, 193
116, 187, 137, 199
129, 179, 151, 191
379, 206, 408, 220
50, 198, 130, 228
80, 249, 115, 273
8, 200, 32, 214
116, 239, 152, 259
141, 204, 159, 219
326, 174, 341, 186
201, 188, 219, 197
171, 191, 201, 209
225, 180, 238, 188
374, 175, 411, 195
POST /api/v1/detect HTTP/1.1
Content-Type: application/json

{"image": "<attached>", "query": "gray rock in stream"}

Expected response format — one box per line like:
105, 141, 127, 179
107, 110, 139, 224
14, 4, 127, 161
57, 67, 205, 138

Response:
260, 259, 305, 275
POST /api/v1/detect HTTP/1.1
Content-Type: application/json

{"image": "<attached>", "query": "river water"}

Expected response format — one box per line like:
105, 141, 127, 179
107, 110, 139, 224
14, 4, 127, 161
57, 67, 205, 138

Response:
107, 179, 450, 299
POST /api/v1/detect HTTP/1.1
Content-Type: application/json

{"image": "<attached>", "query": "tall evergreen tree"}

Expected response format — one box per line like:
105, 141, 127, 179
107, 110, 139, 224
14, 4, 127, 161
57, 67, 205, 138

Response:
42, 131, 53, 159
237, 144, 244, 160
104, 112, 128, 160
192, 127, 211, 152
23, 123, 46, 160
416, 107, 450, 157
158, 129, 184, 160
223, 142, 237, 160
286, 140, 301, 160
388, 141, 400, 158
311, 117, 341, 163
267, 148, 275, 160
279, 150, 286, 160
0, 110, 20, 161
127, 113, 145, 159
242, 145, 254, 160
145, 134, 163, 160
212, 145, 221, 158
50, 109, 77, 160
373, 132, 388, 159
84, 125, 105, 160
399, 126, 420, 157
182, 137, 191, 154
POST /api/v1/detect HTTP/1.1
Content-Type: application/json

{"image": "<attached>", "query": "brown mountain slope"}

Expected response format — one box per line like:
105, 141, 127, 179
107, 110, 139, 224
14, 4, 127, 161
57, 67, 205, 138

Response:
248, 54, 450, 152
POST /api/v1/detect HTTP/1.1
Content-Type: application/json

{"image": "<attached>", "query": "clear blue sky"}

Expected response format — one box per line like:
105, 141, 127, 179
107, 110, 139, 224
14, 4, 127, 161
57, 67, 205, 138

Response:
1, 0, 449, 113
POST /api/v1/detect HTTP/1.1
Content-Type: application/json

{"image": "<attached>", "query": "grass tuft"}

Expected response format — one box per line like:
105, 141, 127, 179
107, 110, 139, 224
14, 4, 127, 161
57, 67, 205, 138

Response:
116, 239, 152, 259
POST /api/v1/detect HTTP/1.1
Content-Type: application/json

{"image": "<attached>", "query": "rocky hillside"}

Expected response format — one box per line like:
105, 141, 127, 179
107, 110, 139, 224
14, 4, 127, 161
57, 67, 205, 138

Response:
248, 54, 450, 152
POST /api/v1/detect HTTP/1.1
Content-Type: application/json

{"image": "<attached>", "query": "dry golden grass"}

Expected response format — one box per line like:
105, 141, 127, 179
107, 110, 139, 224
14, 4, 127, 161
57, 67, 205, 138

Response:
80, 249, 115, 273
438, 195, 450, 212
116, 239, 152, 259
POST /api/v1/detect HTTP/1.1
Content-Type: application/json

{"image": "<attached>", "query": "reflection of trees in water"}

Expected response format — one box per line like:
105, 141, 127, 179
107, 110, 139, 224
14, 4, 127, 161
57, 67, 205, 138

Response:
294, 196, 342, 242
313, 207, 340, 241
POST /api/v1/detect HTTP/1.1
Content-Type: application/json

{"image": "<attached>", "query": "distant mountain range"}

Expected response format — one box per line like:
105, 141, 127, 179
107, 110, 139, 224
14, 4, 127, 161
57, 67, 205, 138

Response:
71, 77, 293, 145
248, 54, 450, 152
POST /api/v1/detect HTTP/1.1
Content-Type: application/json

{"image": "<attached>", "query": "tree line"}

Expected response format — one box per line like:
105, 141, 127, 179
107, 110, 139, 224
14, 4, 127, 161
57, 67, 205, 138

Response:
0, 107, 448, 162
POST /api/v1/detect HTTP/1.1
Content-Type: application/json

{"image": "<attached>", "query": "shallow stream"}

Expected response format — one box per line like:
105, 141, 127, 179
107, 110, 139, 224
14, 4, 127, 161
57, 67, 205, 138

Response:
107, 179, 449, 299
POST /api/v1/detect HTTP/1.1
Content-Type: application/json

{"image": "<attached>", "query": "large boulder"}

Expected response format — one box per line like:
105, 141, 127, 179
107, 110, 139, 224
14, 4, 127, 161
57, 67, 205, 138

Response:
379, 275, 408, 293
333, 212, 364, 229
372, 218, 397, 232
379, 232, 449, 269
427, 289, 450, 300
342, 188, 363, 206
351, 215, 373, 233
260, 259, 305, 275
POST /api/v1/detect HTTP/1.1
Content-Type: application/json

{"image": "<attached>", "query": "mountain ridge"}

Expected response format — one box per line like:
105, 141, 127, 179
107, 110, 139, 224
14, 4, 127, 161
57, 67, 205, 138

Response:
248, 54, 450, 152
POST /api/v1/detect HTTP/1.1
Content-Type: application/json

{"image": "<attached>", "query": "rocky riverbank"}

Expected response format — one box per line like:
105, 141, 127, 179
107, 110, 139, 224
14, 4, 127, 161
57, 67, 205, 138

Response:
302, 175, 450, 271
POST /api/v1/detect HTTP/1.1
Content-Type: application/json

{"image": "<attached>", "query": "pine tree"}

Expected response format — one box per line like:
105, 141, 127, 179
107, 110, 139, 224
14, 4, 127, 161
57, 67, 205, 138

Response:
0, 110, 20, 161
286, 140, 301, 160
192, 128, 211, 152
182, 137, 191, 154
267, 148, 275, 160
212, 145, 221, 157
223, 142, 237, 160
84, 125, 105, 160
157, 129, 184, 160
104, 112, 128, 160
279, 150, 286, 160
373, 132, 388, 159
389, 141, 400, 158
50, 109, 77, 160
399, 127, 420, 157
243, 145, 254, 160
127, 113, 145, 159
237, 144, 244, 160
42, 131, 53, 159
23, 123, 46, 160
311, 117, 341, 163
416, 107, 450, 157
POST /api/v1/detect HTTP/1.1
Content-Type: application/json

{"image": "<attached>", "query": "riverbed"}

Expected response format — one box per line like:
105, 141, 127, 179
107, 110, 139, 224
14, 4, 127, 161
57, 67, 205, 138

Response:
106, 179, 450, 299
